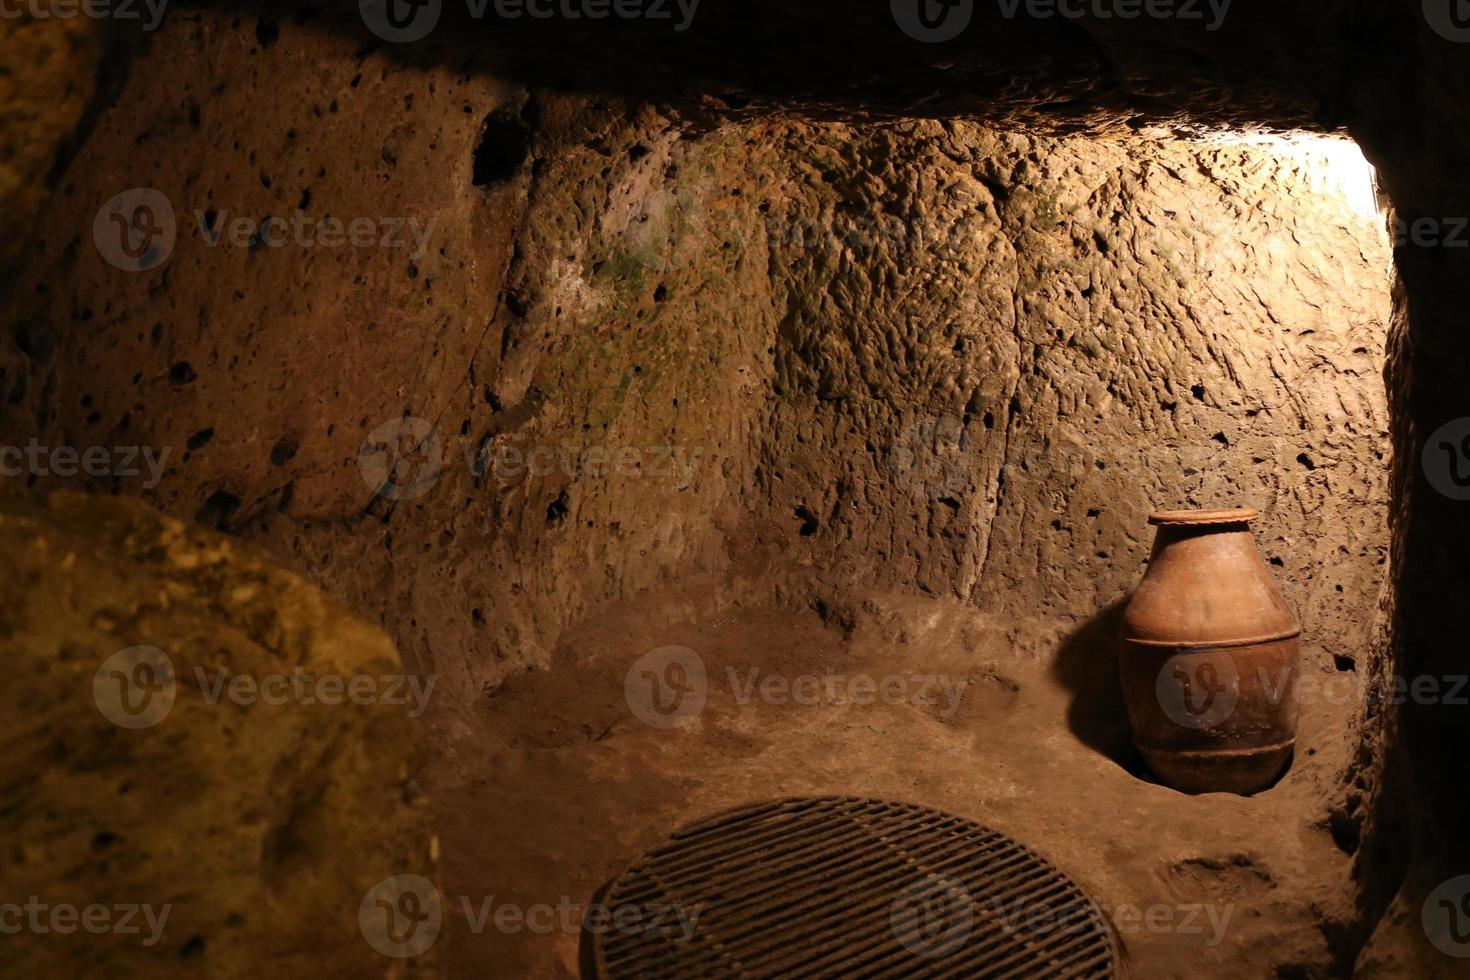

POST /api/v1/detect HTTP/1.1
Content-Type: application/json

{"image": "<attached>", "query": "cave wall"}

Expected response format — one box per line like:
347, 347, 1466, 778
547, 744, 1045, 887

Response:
8, 2, 1467, 975
1, 12, 1392, 711
0, 12, 110, 278
0, 491, 435, 978
754, 128, 1391, 651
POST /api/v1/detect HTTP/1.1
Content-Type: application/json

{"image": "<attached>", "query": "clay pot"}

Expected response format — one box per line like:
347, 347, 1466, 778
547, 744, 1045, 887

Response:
1118, 507, 1300, 795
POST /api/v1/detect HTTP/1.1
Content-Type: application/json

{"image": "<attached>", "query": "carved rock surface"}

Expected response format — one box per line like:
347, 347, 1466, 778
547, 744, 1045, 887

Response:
1, 15, 1392, 708
3, 7, 1440, 974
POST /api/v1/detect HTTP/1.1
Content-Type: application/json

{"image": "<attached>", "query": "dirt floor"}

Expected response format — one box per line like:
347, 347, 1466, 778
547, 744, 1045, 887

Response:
421, 591, 1362, 979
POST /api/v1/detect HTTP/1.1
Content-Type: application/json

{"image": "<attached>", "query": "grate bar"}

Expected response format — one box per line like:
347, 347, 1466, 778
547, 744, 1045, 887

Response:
592, 797, 1119, 980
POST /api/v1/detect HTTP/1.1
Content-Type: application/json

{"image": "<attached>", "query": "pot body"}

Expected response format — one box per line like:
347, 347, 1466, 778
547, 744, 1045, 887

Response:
1118, 508, 1300, 795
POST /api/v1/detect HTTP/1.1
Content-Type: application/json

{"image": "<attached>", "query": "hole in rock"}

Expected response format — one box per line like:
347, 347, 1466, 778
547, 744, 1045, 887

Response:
472, 111, 532, 187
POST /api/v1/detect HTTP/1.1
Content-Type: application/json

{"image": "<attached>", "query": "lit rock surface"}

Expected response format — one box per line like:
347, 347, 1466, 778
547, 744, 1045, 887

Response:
0, 491, 436, 978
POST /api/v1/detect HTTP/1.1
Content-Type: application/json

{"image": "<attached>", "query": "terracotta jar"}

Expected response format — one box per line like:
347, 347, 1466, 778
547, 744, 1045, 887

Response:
1118, 507, 1300, 795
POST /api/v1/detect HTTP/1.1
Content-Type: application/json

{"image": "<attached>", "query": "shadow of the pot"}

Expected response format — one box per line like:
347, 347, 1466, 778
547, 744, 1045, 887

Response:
1051, 599, 1158, 785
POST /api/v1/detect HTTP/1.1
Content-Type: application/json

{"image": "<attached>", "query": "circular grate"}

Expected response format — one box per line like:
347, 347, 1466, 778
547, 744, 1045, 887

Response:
590, 796, 1120, 979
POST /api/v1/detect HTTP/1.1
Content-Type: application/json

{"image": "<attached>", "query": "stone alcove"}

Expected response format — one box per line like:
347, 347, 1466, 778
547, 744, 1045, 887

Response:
2, 2, 1467, 977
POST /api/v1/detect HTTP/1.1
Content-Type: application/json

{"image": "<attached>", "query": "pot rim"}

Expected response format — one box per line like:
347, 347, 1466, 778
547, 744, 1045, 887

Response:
1148, 506, 1259, 526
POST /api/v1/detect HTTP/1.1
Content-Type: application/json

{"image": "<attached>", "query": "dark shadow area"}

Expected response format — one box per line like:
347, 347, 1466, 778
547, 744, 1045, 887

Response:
1052, 598, 1154, 782
153, 0, 1345, 134
577, 875, 614, 980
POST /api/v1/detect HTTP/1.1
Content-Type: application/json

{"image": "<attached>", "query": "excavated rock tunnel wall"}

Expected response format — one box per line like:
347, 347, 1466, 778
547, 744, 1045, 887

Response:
1, 15, 1392, 703
6, 2, 1467, 973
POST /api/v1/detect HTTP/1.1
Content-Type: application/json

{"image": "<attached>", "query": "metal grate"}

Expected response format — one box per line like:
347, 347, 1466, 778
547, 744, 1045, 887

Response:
590, 796, 1120, 980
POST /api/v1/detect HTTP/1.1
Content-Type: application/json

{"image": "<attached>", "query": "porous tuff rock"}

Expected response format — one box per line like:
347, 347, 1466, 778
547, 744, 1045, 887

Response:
0, 491, 436, 978
0, 15, 1392, 715
0, 13, 109, 278
2, 7, 1446, 975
